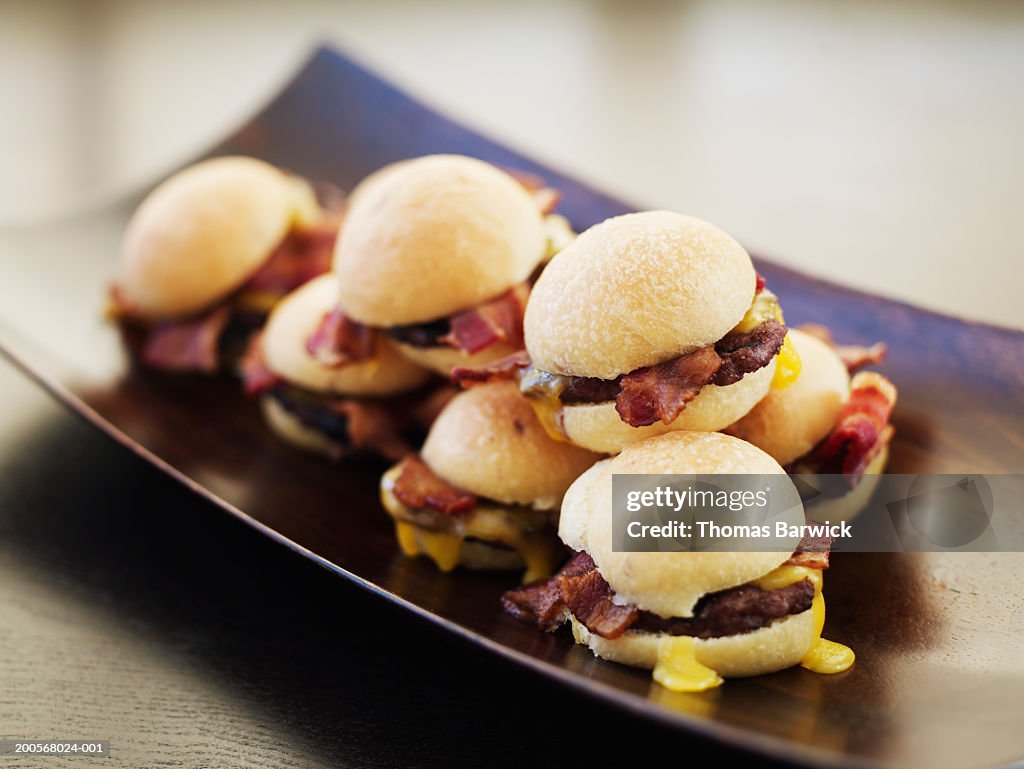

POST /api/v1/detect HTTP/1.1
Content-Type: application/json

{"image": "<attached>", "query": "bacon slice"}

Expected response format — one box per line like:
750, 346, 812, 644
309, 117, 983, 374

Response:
501, 579, 567, 632
241, 213, 340, 301
392, 455, 476, 515
451, 350, 531, 387
807, 371, 897, 481
615, 346, 721, 427
785, 530, 832, 570
557, 553, 638, 639
798, 323, 887, 373
239, 332, 280, 395
305, 307, 377, 367
440, 285, 528, 354
331, 400, 410, 462
141, 305, 231, 373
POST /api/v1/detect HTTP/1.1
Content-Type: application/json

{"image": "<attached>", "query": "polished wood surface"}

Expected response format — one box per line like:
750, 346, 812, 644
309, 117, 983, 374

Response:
1, 48, 1022, 769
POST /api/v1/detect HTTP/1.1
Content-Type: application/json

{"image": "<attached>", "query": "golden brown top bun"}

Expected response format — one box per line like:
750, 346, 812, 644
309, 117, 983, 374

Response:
724, 329, 851, 465
421, 381, 603, 510
333, 154, 546, 326
559, 431, 801, 618
120, 156, 313, 319
262, 275, 430, 396
525, 211, 756, 379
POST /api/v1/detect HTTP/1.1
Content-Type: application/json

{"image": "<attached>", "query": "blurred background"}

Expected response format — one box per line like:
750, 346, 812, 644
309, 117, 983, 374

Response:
1, 0, 1021, 327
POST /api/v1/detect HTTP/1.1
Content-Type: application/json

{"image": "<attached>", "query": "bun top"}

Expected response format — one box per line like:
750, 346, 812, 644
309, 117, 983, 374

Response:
262, 275, 430, 396
725, 329, 850, 465
559, 431, 801, 618
421, 381, 603, 510
120, 156, 312, 319
333, 155, 546, 326
525, 211, 756, 379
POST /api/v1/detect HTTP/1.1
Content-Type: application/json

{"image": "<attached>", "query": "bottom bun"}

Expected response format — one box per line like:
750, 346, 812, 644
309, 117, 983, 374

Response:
455, 539, 526, 572
570, 606, 816, 678
261, 395, 337, 456
559, 360, 776, 454
801, 443, 890, 522
395, 340, 522, 377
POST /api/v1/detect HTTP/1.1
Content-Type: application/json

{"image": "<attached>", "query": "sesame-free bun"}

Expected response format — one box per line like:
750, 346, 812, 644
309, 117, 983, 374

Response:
334, 155, 547, 326
570, 608, 816, 678
262, 275, 430, 396
525, 211, 756, 380
422, 381, 603, 510
120, 156, 310, 319
559, 432, 801, 618
725, 329, 850, 465
346, 160, 413, 209
393, 338, 525, 377
557, 360, 776, 454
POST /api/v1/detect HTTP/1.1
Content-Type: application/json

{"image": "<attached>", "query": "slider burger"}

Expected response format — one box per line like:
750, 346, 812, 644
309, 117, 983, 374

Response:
112, 156, 343, 373
320, 155, 550, 377
240, 274, 431, 460
725, 327, 896, 518
380, 381, 602, 582
456, 211, 801, 454
503, 431, 854, 692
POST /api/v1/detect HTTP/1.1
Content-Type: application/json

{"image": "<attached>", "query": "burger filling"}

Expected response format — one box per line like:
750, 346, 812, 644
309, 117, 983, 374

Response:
454, 282, 800, 436
380, 455, 564, 582
239, 333, 413, 461
502, 533, 828, 641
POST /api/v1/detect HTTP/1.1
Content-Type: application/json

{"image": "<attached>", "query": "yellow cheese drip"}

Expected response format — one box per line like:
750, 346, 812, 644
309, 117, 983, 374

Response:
653, 636, 724, 693
771, 334, 802, 390
799, 575, 856, 675
518, 539, 560, 584
733, 288, 784, 333
392, 522, 462, 572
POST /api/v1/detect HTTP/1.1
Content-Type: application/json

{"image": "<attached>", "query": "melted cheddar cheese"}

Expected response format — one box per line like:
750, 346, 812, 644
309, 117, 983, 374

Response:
381, 467, 560, 582
771, 333, 802, 389
653, 636, 724, 693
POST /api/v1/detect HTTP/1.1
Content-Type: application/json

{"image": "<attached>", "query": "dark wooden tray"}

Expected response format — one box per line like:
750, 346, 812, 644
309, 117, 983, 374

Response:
1, 47, 1022, 769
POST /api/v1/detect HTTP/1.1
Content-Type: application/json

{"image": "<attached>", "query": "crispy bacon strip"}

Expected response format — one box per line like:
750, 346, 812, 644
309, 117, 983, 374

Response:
141, 305, 231, 373
332, 400, 410, 462
785, 530, 832, 570
239, 332, 280, 395
306, 307, 377, 367
807, 371, 897, 480
557, 555, 638, 639
242, 224, 337, 301
392, 454, 476, 515
451, 350, 531, 387
440, 285, 528, 354
798, 323, 887, 373
615, 346, 721, 427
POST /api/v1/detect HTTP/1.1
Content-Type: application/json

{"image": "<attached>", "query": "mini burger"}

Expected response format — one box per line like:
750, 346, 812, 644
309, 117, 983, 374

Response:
503, 431, 854, 692
112, 155, 343, 373
726, 326, 896, 518
380, 381, 602, 582
240, 274, 431, 460
455, 211, 801, 454
320, 155, 551, 376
